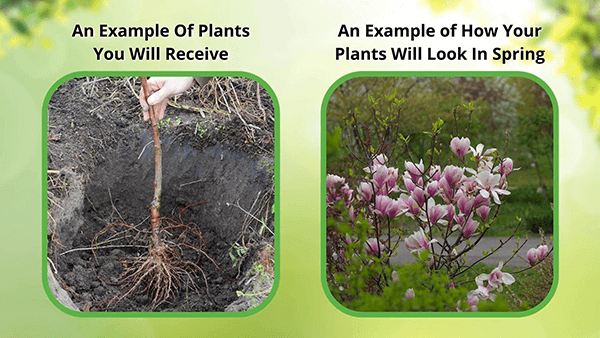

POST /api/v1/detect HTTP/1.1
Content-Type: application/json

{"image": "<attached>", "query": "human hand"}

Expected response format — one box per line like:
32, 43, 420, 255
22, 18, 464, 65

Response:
139, 77, 195, 121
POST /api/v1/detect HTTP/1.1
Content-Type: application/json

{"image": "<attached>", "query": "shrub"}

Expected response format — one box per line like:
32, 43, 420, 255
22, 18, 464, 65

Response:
524, 204, 553, 234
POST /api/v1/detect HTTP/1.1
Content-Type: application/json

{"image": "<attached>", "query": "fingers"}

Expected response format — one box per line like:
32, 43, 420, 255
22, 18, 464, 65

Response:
139, 77, 195, 122
139, 86, 150, 112
142, 101, 167, 122
146, 87, 171, 107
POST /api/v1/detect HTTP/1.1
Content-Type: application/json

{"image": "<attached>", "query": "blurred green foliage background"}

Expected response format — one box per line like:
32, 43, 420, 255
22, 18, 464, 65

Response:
0, 0, 103, 56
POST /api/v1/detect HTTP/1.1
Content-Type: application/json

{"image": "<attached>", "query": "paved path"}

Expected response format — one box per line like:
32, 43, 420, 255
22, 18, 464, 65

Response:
390, 236, 553, 268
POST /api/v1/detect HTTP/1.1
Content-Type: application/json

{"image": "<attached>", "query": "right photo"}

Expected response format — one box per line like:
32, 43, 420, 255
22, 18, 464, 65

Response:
324, 75, 555, 313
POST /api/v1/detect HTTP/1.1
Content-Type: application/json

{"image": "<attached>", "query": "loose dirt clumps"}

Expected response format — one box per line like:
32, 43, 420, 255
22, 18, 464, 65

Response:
46, 76, 275, 312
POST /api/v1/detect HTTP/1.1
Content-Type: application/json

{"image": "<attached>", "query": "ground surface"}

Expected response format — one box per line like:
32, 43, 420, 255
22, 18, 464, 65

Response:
46, 76, 275, 312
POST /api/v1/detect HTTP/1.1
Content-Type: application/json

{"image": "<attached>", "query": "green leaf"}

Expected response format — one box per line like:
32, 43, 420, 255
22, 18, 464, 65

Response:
9, 18, 30, 35
418, 249, 430, 260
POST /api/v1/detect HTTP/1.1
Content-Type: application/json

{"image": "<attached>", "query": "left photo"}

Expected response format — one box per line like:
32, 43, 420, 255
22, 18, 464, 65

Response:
45, 76, 276, 313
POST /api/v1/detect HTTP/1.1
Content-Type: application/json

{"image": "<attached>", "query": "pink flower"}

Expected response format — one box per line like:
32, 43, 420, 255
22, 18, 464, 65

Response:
429, 165, 442, 182
357, 182, 374, 202
411, 187, 426, 207
527, 245, 549, 266
498, 157, 519, 177
438, 177, 453, 203
470, 143, 496, 160
538, 245, 549, 258
326, 174, 345, 190
457, 196, 474, 215
476, 205, 491, 222
472, 193, 490, 209
405, 228, 437, 255
421, 198, 448, 226
404, 176, 416, 193
373, 154, 388, 167
372, 165, 400, 195
426, 181, 440, 197
468, 277, 497, 301
468, 282, 496, 302
387, 167, 399, 188
461, 217, 479, 238
526, 248, 538, 266
404, 288, 415, 300
478, 261, 515, 292
375, 195, 405, 219
385, 198, 405, 219
403, 195, 421, 217
326, 174, 353, 206
476, 170, 510, 204
446, 204, 456, 225
405, 159, 424, 181
375, 195, 392, 216
363, 154, 388, 172
373, 165, 390, 189
467, 295, 479, 311
365, 238, 383, 256
450, 137, 471, 157
442, 165, 465, 188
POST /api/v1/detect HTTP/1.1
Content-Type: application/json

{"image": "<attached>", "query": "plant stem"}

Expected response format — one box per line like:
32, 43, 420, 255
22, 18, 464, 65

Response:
141, 76, 163, 249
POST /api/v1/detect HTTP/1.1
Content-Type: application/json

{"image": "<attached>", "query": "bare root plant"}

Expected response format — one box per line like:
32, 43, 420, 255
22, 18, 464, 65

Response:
92, 77, 223, 309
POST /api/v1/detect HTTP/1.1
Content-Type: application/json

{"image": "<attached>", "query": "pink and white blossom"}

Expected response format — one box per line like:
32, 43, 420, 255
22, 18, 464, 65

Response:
404, 176, 416, 193
373, 165, 391, 189
461, 217, 479, 238
375, 195, 405, 219
326, 174, 353, 207
476, 170, 510, 204
420, 198, 448, 226
365, 238, 383, 256
470, 143, 496, 160
527, 245, 550, 266
457, 196, 475, 215
357, 182, 374, 202
450, 137, 471, 158
405, 228, 437, 255
405, 159, 424, 181
426, 181, 440, 197
477, 261, 515, 292
442, 165, 465, 188
429, 165, 442, 182
476, 205, 491, 222
445, 204, 456, 225
326, 174, 345, 191
364, 154, 388, 172
402, 194, 421, 217
411, 187, 426, 207
372, 165, 400, 195
404, 288, 415, 300
497, 157, 520, 177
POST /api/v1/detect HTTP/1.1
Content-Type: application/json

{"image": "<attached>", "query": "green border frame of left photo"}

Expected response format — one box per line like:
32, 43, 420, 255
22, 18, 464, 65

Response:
42, 71, 280, 317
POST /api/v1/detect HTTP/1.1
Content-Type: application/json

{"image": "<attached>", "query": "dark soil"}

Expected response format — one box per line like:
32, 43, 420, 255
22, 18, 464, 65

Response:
46, 77, 275, 312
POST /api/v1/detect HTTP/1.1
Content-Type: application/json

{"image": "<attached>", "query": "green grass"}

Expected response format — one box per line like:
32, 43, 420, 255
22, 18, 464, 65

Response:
507, 163, 553, 189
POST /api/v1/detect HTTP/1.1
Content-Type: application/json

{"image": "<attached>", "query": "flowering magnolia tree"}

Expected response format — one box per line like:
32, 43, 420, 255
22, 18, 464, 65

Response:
326, 110, 553, 312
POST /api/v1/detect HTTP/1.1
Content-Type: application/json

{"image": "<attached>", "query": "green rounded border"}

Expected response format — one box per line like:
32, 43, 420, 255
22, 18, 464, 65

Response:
320, 71, 558, 318
42, 71, 280, 318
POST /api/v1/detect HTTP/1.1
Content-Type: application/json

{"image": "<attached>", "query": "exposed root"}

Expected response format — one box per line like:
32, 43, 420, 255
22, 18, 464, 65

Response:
113, 243, 186, 308
93, 207, 224, 309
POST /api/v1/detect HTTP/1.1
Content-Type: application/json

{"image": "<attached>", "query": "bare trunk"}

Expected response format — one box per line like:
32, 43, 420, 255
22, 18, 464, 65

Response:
141, 77, 163, 249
